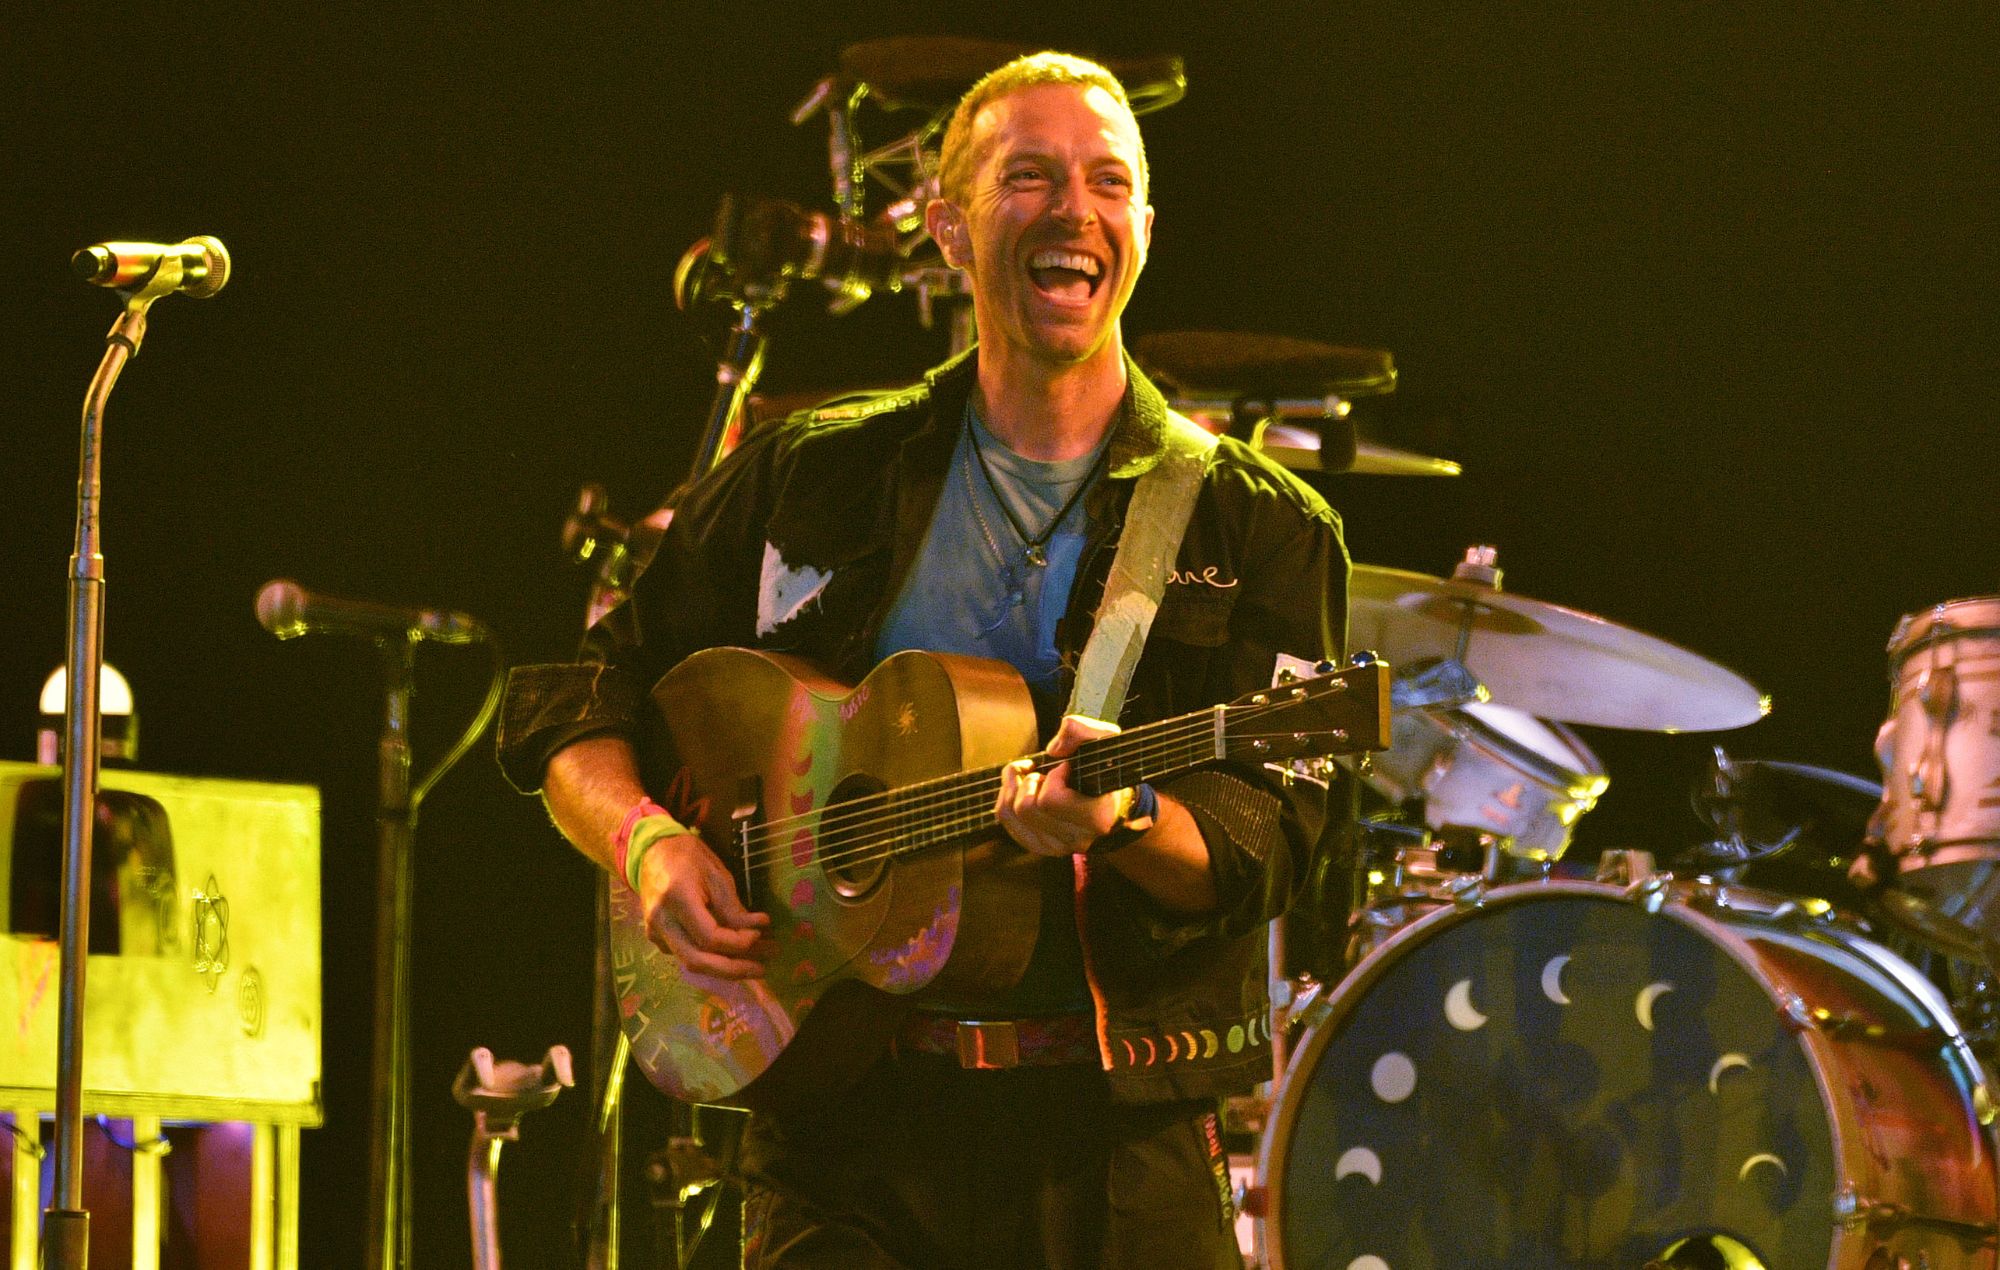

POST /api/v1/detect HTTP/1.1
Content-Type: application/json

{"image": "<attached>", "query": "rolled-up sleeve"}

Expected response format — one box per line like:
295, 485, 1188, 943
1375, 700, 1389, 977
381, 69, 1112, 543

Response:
494, 661, 648, 794
494, 424, 788, 794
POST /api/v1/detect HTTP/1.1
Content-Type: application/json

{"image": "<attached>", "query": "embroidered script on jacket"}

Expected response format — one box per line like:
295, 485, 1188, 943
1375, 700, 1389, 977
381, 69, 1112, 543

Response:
1168, 565, 1238, 589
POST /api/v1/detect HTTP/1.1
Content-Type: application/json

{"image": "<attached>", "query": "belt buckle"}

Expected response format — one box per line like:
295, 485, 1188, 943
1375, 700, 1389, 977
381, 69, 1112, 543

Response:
954, 1020, 1019, 1070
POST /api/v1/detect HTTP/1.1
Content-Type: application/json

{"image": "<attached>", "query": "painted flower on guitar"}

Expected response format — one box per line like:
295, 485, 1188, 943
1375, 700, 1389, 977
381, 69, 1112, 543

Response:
866, 887, 959, 987
697, 996, 756, 1049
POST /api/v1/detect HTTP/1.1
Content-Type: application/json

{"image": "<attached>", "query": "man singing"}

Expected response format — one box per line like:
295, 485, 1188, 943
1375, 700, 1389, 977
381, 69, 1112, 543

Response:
499, 51, 1347, 1269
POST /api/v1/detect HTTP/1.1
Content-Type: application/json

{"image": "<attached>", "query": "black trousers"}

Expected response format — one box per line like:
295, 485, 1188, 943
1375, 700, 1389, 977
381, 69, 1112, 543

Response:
739, 1052, 1243, 1269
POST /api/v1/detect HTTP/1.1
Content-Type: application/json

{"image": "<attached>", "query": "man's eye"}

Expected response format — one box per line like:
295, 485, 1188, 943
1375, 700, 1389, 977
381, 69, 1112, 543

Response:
1008, 168, 1047, 183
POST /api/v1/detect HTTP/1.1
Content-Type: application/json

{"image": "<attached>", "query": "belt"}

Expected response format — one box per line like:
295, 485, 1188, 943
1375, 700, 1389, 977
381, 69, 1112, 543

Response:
895, 1012, 1100, 1070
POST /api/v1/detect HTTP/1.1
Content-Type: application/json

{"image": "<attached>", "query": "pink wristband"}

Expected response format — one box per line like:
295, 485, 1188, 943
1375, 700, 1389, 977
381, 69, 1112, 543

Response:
611, 797, 671, 883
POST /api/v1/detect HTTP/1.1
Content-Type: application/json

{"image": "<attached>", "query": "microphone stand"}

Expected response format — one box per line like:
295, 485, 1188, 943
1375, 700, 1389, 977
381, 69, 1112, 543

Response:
367, 637, 417, 1270
46, 259, 190, 1269
355, 634, 506, 1270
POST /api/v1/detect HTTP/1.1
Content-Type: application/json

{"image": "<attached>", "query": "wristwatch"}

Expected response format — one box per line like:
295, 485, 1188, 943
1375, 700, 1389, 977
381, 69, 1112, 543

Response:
1088, 782, 1158, 857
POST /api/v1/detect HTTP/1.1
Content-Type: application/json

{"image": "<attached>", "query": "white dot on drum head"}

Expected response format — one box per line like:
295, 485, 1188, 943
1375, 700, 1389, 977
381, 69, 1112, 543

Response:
1349, 1257, 1391, 1270
1371, 1052, 1416, 1103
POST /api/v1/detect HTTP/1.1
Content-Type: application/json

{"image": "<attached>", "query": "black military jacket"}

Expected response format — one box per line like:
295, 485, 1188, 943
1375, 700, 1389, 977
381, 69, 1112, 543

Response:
498, 348, 1348, 1103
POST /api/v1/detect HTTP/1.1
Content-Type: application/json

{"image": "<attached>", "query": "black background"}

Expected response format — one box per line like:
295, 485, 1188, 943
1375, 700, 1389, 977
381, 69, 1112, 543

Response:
4, 3, 1996, 1264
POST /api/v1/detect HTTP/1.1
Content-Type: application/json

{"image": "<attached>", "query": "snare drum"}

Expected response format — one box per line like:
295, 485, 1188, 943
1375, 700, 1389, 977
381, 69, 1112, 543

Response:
1366, 701, 1608, 860
1875, 597, 2000, 931
1258, 880, 1998, 1269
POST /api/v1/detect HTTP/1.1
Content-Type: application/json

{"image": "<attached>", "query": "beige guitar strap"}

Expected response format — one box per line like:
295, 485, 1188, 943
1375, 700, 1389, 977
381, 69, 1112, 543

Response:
1067, 409, 1219, 722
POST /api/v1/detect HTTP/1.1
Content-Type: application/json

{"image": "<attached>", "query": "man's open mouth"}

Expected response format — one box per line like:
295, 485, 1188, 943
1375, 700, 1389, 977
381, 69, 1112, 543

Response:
1027, 248, 1104, 301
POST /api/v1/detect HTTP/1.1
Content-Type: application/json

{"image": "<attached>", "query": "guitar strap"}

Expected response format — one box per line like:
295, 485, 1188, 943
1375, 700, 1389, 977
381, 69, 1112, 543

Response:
1066, 409, 1219, 722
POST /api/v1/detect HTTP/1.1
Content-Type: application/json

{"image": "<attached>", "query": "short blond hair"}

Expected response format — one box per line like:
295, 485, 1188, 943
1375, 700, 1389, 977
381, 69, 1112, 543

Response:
935, 52, 1149, 203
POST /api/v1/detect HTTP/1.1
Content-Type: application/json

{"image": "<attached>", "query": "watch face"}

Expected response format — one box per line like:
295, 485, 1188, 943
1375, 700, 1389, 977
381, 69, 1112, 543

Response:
1270, 892, 1869, 1270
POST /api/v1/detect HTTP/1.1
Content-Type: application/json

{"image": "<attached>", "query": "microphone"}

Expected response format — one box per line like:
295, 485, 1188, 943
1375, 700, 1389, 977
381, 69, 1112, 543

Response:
255, 578, 487, 645
72, 236, 231, 298
711, 195, 905, 296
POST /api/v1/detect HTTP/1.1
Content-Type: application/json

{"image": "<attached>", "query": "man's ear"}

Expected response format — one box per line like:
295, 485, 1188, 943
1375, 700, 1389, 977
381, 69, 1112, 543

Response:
926, 199, 969, 268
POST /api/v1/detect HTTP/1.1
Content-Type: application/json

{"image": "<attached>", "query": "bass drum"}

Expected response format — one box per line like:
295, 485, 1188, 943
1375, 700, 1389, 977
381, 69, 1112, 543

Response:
1258, 880, 1999, 1269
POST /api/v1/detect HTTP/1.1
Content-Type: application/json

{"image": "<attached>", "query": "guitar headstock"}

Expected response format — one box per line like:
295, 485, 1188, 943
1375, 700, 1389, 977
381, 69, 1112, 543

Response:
1220, 655, 1392, 767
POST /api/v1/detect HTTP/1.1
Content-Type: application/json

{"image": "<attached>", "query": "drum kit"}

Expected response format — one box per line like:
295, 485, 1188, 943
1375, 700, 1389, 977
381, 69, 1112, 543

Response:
1160, 327, 2000, 1266
568, 36, 2000, 1270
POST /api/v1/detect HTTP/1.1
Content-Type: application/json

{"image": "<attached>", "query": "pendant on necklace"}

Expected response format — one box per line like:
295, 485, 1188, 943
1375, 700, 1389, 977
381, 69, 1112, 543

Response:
1023, 544, 1049, 568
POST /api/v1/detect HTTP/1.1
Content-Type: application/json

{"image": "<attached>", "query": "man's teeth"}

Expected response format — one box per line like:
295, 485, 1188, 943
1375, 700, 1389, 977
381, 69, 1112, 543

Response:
1028, 250, 1101, 277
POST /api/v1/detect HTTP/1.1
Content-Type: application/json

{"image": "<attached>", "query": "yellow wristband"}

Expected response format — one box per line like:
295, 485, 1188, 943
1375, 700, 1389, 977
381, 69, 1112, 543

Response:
623, 813, 690, 891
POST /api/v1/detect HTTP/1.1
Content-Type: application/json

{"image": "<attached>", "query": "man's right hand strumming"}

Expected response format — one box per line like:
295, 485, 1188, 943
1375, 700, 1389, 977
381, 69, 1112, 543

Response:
542, 733, 771, 979
630, 828, 771, 979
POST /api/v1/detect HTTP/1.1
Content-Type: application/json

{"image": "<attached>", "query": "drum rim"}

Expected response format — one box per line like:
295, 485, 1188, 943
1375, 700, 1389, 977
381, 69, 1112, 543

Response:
1255, 878, 1994, 1270
1389, 703, 1608, 792
1889, 594, 2000, 660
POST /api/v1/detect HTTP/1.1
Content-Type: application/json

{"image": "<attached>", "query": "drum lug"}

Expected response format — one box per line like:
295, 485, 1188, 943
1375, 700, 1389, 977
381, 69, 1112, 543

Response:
1596, 849, 1661, 891
1832, 1186, 1998, 1242
1777, 991, 1954, 1050
1599, 848, 1671, 913
1445, 873, 1488, 909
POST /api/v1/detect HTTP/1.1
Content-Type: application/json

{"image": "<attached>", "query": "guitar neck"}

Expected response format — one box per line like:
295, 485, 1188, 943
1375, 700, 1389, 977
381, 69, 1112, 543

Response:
858, 709, 1223, 860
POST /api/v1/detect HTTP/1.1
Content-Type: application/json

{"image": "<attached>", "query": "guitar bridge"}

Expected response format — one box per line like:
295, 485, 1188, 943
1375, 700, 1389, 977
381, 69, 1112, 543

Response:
730, 776, 762, 911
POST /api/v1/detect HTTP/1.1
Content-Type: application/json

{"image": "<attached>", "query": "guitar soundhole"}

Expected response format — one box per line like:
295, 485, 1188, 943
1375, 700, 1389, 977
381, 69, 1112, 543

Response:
822, 774, 890, 900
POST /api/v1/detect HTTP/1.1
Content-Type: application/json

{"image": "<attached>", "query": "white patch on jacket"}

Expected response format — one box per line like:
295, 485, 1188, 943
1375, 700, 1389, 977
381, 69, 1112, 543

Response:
756, 543, 833, 637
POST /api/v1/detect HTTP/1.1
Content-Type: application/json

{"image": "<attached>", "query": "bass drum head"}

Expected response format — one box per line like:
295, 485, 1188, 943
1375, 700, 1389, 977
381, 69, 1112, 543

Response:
1260, 882, 1996, 1270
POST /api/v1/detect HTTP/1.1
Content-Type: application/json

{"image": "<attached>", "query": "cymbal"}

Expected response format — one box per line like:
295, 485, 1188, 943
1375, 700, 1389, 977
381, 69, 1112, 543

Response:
1134, 330, 1398, 399
837, 39, 1186, 115
1256, 421, 1461, 478
1349, 560, 1770, 732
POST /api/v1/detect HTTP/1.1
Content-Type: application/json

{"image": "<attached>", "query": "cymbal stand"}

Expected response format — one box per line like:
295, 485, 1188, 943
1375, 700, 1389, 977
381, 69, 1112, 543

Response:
46, 259, 194, 1268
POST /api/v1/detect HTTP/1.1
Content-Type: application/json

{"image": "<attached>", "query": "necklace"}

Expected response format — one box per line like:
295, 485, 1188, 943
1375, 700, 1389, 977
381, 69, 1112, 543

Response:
965, 416, 1110, 568
961, 443, 1026, 632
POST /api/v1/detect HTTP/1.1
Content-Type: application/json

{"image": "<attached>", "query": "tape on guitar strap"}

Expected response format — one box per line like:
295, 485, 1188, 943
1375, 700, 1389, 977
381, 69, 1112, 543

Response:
1068, 410, 1218, 722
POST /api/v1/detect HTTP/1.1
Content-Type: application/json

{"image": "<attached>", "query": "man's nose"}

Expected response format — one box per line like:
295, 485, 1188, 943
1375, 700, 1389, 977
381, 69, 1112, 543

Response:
1049, 175, 1095, 226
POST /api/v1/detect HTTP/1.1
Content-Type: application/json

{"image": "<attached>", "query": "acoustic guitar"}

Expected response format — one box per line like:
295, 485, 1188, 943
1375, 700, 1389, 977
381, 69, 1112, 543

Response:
610, 646, 1389, 1109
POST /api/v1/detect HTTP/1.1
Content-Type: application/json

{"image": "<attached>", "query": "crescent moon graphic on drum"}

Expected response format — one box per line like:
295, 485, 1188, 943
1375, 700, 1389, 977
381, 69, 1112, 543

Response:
1708, 1052, 1752, 1093
1541, 955, 1572, 1005
1636, 981, 1675, 1030
1738, 1152, 1788, 1180
1444, 979, 1489, 1031
1334, 1147, 1383, 1185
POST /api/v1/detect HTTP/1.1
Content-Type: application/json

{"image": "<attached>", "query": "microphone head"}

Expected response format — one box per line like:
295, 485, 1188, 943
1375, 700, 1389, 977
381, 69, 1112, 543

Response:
254, 578, 308, 639
182, 235, 231, 298
70, 246, 116, 285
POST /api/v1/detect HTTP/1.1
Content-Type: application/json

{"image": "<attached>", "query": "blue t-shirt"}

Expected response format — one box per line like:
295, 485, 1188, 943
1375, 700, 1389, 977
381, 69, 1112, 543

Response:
876, 407, 1105, 720
873, 401, 1111, 1015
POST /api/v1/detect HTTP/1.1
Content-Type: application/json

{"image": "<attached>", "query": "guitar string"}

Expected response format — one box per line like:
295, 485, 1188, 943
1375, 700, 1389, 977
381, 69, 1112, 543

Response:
732, 715, 1219, 871
731, 710, 1221, 846
730, 687, 1334, 848
730, 697, 1330, 867
728, 700, 1336, 874
732, 707, 1227, 852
